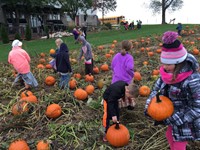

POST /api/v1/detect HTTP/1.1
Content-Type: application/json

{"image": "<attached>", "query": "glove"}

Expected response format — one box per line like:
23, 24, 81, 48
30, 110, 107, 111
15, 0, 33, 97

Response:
154, 121, 165, 126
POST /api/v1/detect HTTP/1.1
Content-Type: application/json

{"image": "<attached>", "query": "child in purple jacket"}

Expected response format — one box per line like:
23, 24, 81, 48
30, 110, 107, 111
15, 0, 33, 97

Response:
111, 40, 137, 110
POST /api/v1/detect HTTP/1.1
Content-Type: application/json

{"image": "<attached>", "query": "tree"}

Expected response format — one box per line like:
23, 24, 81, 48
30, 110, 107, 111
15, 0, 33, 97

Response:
25, 24, 32, 41
1, 25, 9, 44
149, 0, 183, 24
57, 0, 93, 21
93, 0, 117, 24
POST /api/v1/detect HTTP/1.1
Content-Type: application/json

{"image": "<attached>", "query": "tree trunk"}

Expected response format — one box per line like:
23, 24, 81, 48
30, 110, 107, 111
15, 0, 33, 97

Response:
161, 0, 166, 24
102, 0, 105, 24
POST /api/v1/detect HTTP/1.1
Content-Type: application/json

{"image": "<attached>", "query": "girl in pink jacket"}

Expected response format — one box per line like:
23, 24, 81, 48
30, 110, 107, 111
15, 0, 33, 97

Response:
8, 40, 38, 89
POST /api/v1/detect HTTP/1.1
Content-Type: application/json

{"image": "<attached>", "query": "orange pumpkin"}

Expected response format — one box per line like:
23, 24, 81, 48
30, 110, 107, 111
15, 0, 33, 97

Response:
100, 64, 109, 71
85, 74, 94, 82
45, 64, 52, 69
134, 72, 142, 81
111, 44, 115, 49
36, 140, 50, 150
152, 69, 160, 75
193, 48, 199, 55
20, 90, 33, 98
105, 53, 112, 58
45, 76, 56, 86
69, 79, 77, 89
40, 53, 45, 58
146, 47, 150, 51
109, 50, 115, 55
20, 95, 38, 103
143, 61, 148, 65
93, 66, 99, 74
12, 101, 29, 115
73, 73, 82, 80
139, 86, 151, 97
45, 104, 62, 118
37, 64, 45, 69
156, 49, 162, 54
190, 41, 195, 45
49, 49, 55, 54
147, 52, 154, 57
85, 85, 95, 95
106, 123, 130, 147
147, 94, 174, 121
39, 58, 46, 64
8, 139, 30, 150
98, 45, 104, 50
74, 88, 88, 100
140, 47, 145, 52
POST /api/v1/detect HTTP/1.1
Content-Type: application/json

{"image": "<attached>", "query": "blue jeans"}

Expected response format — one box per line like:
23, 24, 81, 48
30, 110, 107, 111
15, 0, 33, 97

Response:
59, 73, 71, 89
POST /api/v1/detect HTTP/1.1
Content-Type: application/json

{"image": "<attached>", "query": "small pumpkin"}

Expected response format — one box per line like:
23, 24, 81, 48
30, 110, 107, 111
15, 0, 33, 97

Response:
139, 86, 151, 97
12, 101, 29, 115
111, 44, 115, 49
109, 50, 115, 55
147, 93, 174, 121
152, 69, 160, 75
146, 47, 150, 51
85, 85, 95, 95
105, 53, 112, 58
148, 52, 154, 57
100, 64, 109, 71
37, 64, 45, 69
73, 73, 82, 80
97, 79, 105, 89
74, 88, 88, 100
39, 58, 46, 64
98, 45, 104, 50
45, 64, 52, 69
45, 76, 56, 86
156, 49, 162, 54
134, 72, 142, 81
49, 49, 55, 54
143, 61, 148, 65
36, 140, 50, 150
140, 47, 145, 52
40, 53, 46, 58
69, 79, 77, 89
85, 74, 94, 82
45, 104, 62, 118
20, 90, 33, 98
193, 48, 199, 55
106, 123, 130, 147
93, 66, 99, 74
20, 95, 38, 103
8, 139, 30, 150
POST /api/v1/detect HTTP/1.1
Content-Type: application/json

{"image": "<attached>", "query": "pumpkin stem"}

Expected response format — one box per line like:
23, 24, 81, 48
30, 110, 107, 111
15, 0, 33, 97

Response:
115, 122, 120, 130
156, 91, 162, 103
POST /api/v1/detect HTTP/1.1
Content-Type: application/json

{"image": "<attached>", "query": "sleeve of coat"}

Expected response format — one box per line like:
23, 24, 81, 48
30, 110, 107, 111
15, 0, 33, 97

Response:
165, 74, 200, 126
23, 50, 31, 63
65, 54, 72, 72
125, 56, 134, 77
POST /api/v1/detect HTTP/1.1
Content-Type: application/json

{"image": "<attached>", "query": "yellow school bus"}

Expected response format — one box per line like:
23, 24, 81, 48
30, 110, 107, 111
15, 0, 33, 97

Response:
99, 16, 125, 25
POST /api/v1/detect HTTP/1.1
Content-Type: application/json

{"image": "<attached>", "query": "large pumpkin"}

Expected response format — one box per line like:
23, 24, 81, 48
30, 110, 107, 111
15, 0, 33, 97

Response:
69, 79, 77, 89
45, 104, 62, 119
147, 93, 174, 121
100, 64, 109, 71
93, 66, 99, 74
20, 90, 33, 98
20, 95, 38, 103
139, 86, 151, 97
45, 76, 56, 86
74, 88, 88, 100
37, 64, 45, 69
12, 101, 29, 115
36, 140, 50, 150
85, 74, 94, 82
106, 123, 130, 147
8, 139, 30, 150
45, 64, 52, 69
85, 85, 95, 95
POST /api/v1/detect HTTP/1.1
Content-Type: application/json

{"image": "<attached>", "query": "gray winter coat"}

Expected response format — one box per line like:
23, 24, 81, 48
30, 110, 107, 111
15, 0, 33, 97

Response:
145, 54, 200, 141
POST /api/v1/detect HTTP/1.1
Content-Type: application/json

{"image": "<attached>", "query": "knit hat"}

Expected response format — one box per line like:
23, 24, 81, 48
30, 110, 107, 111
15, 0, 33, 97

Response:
161, 31, 187, 64
12, 39, 22, 47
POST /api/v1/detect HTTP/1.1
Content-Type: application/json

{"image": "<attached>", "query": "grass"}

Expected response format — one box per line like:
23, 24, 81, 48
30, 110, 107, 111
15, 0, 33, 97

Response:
0, 24, 187, 62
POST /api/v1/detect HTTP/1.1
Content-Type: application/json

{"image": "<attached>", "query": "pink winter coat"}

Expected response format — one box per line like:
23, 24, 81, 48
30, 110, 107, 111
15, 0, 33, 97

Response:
8, 46, 31, 74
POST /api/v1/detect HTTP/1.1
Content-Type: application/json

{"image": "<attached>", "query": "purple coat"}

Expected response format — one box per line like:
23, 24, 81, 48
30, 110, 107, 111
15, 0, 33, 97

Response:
111, 52, 134, 84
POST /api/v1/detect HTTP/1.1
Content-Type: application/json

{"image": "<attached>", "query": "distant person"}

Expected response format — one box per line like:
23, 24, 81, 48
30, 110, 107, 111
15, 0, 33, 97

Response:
8, 40, 38, 89
77, 36, 93, 75
81, 23, 87, 39
55, 39, 72, 89
124, 21, 129, 30
176, 23, 182, 36
137, 20, 142, 29
129, 21, 134, 30
72, 26, 80, 44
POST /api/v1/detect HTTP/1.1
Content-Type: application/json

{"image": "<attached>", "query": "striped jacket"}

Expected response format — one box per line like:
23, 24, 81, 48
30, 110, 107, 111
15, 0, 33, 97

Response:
145, 54, 200, 141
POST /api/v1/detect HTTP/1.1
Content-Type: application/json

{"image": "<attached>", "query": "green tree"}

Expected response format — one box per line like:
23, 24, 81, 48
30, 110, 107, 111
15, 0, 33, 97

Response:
1, 25, 9, 44
25, 24, 32, 41
149, 0, 183, 24
93, 0, 117, 24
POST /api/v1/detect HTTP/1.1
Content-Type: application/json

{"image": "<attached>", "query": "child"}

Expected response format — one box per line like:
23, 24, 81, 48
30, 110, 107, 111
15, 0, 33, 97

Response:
145, 31, 200, 150
176, 23, 182, 36
77, 36, 93, 75
111, 40, 136, 109
55, 41, 72, 89
102, 80, 137, 141
72, 27, 80, 44
8, 39, 38, 89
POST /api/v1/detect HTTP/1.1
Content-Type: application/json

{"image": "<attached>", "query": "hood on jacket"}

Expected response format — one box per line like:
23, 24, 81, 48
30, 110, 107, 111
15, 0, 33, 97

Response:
77, 36, 87, 45
181, 53, 199, 73
59, 43, 69, 53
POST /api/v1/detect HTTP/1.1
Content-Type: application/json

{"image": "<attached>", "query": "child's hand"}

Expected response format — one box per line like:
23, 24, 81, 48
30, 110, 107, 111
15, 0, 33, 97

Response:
112, 116, 118, 123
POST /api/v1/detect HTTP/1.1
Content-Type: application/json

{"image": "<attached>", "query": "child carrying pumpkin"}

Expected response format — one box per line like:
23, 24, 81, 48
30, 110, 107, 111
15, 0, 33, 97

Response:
145, 31, 200, 150
77, 36, 93, 75
111, 40, 137, 110
102, 80, 138, 142
8, 40, 38, 89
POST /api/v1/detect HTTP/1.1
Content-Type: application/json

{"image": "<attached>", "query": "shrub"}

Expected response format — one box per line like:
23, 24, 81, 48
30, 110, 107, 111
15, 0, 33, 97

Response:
44, 26, 49, 39
25, 24, 32, 41
1, 25, 9, 44
104, 22, 112, 29
14, 32, 21, 40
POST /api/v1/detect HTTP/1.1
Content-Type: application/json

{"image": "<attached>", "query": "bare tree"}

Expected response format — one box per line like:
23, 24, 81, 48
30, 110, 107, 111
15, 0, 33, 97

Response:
149, 0, 183, 24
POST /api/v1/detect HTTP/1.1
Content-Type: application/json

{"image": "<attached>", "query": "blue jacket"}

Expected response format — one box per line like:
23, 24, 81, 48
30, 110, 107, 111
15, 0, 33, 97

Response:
176, 24, 182, 30
56, 43, 72, 73
145, 54, 200, 141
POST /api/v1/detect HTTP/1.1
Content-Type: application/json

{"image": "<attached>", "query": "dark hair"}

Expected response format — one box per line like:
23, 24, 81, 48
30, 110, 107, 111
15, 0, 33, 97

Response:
121, 40, 132, 55
172, 60, 186, 81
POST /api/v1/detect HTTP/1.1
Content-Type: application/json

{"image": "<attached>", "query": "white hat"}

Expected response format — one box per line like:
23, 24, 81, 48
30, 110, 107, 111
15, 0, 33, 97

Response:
12, 40, 22, 47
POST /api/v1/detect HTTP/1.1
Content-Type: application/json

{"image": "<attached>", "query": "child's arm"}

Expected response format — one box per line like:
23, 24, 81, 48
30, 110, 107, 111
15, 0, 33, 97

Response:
78, 49, 83, 61
164, 75, 200, 126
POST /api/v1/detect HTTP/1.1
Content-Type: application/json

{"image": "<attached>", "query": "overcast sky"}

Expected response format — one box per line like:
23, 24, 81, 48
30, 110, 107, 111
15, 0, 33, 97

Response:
97, 0, 199, 24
